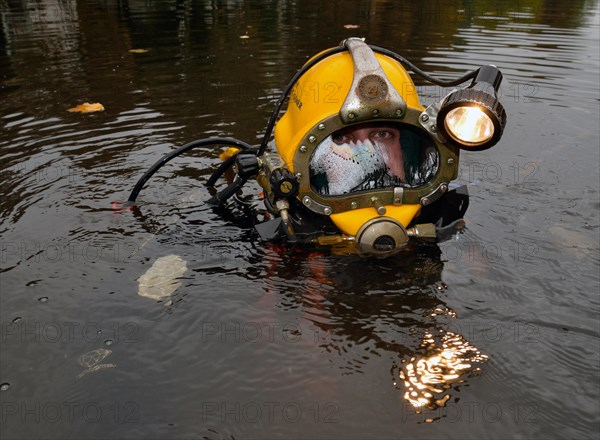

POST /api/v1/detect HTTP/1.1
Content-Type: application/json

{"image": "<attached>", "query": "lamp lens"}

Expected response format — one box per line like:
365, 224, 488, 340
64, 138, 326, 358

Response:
444, 106, 494, 146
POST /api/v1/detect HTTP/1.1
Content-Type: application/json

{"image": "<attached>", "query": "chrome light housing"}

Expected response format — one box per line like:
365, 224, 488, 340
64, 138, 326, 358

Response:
437, 65, 507, 151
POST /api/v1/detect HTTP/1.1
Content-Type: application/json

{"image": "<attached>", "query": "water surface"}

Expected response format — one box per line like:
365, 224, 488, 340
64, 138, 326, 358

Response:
1, 1, 599, 439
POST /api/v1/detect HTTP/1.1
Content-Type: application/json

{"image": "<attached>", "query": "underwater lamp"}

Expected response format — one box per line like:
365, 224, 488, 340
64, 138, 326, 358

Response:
126, 38, 508, 257
437, 65, 506, 150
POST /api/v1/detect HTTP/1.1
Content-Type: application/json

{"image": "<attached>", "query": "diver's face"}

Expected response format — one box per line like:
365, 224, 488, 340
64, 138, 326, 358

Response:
332, 125, 405, 181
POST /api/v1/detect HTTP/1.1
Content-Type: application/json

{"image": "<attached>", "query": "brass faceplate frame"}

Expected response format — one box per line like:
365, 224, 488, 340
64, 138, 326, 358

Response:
292, 107, 460, 216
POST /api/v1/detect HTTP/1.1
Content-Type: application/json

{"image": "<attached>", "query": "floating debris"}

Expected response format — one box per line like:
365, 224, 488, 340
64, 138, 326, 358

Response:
77, 348, 116, 378
67, 102, 105, 113
78, 348, 112, 368
137, 255, 188, 300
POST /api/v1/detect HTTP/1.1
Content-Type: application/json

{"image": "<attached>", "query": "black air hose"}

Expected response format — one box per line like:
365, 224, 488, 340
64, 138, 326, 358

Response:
127, 137, 253, 203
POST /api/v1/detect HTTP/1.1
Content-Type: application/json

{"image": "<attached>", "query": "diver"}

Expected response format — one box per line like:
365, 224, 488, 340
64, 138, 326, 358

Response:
126, 37, 506, 257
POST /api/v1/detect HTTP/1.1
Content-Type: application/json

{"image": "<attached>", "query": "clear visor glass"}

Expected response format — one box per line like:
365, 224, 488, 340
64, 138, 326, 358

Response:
309, 123, 439, 196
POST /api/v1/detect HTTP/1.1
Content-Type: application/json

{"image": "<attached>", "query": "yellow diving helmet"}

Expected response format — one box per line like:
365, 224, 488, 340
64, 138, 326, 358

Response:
127, 37, 507, 257
274, 38, 456, 254
265, 38, 505, 255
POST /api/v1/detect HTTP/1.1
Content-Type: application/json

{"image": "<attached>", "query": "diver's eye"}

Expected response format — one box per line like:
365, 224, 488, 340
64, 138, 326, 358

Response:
332, 134, 352, 145
371, 130, 394, 140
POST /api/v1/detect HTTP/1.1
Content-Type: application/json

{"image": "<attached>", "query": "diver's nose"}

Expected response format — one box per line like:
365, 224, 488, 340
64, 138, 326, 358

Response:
353, 128, 372, 142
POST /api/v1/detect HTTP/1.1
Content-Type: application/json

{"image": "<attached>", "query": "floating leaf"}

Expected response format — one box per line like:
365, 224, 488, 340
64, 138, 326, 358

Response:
344, 24, 360, 29
129, 48, 149, 53
68, 102, 105, 113
137, 255, 188, 300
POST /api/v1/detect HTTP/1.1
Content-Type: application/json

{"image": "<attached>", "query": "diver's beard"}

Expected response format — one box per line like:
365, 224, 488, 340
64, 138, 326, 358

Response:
309, 138, 405, 196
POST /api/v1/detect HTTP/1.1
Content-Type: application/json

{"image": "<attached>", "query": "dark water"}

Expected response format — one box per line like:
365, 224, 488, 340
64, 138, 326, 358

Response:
1, 1, 599, 439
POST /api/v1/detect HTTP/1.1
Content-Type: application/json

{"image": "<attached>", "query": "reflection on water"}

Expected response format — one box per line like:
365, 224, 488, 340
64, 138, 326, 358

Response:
254, 242, 489, 416
398, 328, 489, 413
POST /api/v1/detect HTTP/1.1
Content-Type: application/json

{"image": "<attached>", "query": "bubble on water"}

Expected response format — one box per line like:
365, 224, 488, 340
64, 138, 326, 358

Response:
0, 383, 10, 391
11, 317, 22, 324
104, 339, 114, 346
38, 297, 48, 303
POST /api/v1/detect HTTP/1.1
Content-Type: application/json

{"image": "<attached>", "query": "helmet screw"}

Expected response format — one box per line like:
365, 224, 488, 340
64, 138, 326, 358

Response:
323, 207, 332, 215
372, 109, 379, 116
421, 114, 429, 122
303, 196, 311, 206
421, 197, 430, 206
308, 135, 317, 143
395, 109, 403, 116
351, 201, 358, 209
370, 196, 386, 215
295, 172, 302, 180
317, 123, 325, 130
431, 125, 438, 133
348, 112, 356, 119
447, 158, 454, 164
299, 145, 307, 153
